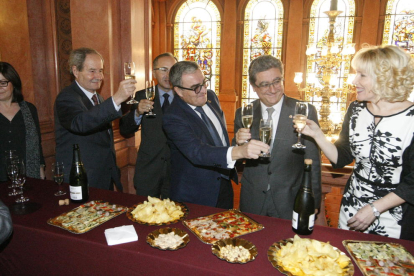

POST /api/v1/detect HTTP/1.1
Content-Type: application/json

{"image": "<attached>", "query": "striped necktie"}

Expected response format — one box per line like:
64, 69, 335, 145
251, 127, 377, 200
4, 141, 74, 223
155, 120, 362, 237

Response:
195, 106, 223, 146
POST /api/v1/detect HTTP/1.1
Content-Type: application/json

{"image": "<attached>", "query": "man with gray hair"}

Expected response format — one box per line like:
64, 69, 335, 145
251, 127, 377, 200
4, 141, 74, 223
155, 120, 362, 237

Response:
163, 60, 269, 208
233, 55, 322, 220
54, 47, 136, 190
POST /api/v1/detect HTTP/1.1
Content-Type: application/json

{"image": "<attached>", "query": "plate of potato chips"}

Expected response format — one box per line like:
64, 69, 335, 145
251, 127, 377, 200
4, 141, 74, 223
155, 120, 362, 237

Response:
126, 196, 188, 225
267, 235, 354, 276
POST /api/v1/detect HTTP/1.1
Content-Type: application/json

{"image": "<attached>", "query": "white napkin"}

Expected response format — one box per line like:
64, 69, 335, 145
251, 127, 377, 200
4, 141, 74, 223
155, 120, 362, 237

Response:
104, 225, 138, 246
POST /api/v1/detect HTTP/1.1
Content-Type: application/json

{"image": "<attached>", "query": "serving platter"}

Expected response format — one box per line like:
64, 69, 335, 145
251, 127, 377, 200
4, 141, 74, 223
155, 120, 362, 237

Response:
126, 201, 188, 226
146, 227, 190, 250
211, 238, 258, 264
268, 238, 354, 276
47, 200, 127, 234
343, 240, 414, 276
183, 209, 264, 244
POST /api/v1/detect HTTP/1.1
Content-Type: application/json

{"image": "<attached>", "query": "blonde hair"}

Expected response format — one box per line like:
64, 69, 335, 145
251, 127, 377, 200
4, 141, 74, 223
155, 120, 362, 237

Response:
351, 44, 414, 102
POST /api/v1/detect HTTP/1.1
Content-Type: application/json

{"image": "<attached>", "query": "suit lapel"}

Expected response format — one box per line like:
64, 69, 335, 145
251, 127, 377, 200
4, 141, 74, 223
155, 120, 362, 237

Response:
251, 99, 262, 140
206, 100, 229, 146
72, 82, 94, 110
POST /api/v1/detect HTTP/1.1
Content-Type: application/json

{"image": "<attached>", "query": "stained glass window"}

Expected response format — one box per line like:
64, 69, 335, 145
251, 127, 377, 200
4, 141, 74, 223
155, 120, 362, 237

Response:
382, 0, 414, 101
306, 0, 355, 125
173, 0, 221, 94
382, 0, 414, 56
241, 0, 284, 105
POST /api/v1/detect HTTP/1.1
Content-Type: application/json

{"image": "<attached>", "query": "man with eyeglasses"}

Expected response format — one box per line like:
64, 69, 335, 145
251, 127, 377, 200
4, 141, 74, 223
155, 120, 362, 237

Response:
163, 61, 270, 208
120, 53, 177, 198
233, 55, 322, 220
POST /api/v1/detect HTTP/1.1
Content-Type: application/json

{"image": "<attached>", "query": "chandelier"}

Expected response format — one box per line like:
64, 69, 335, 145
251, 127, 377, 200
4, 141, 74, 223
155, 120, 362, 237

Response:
294, 1, 356, 141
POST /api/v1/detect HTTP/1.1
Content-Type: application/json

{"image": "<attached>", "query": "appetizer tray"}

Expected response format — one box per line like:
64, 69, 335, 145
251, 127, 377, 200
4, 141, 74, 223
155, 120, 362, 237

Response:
211, 238, 258, 264
146, 227, 189, 250
343, 240, 414, 276
268, 237, 354, 276
126, 201, 188, 226
47, 200, 127, 234
183, 209, 264, 244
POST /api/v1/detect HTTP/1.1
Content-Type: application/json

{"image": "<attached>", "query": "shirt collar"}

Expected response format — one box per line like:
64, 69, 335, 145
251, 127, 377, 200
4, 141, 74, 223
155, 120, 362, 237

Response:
75, 81, 97, 99
260, 94, 284, 116
157, 85, 174, 98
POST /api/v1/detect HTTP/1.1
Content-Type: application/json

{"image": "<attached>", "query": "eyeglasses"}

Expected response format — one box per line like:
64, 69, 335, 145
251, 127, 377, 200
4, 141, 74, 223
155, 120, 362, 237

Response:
153, 67, 170, 73
175, 78, 209, 94
255, 78, 284, 91
0, 80, 10, 87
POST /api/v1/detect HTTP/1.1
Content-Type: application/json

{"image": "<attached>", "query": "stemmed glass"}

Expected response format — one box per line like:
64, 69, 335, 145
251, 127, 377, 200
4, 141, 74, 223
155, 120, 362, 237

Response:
259, 119, 273, 158
124, 62, 138, 104
15, 160, 29, 203
241, 102, 253, 129
145, 80, 156, 117
6, 155, 19, 196
292, 102, 308, 149
52, 162, 66, 196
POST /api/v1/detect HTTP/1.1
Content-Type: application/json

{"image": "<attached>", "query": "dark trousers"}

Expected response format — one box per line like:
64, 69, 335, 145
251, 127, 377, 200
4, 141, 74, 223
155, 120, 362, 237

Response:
216, 178, 234, 209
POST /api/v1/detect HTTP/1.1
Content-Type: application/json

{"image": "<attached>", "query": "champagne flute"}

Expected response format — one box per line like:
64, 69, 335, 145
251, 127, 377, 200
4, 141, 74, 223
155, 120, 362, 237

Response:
259, 119, 272, 158
145, 80, 156, 117
124, 62, 138, 104
5, 150, 18, 189
15, 160, 29, 203
52, 162, 66, 196
292, 102, 308, 149
241, 102, 253, 129
7, 160, 19, 196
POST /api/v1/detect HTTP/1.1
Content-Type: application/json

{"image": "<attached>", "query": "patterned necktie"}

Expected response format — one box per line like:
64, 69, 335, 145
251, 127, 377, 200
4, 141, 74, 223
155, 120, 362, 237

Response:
91, 94, 99, 106
266, 107, 274, 122
162, 93, 170, 113
195, 106, 223, 146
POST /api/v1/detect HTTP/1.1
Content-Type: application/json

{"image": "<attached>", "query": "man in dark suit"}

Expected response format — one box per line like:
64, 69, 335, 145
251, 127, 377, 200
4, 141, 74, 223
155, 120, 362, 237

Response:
233, 55, 321, 219
163, 61, 269, 208
54, 48, 136, 190
120, 53, 177, 198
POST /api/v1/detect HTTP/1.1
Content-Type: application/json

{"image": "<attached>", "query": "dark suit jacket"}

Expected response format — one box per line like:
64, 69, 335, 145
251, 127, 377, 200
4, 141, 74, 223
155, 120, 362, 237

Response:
233, 96, 322, 220
54, 81, 122, 190
119, 86, 171, 197
162, 90, 237, 207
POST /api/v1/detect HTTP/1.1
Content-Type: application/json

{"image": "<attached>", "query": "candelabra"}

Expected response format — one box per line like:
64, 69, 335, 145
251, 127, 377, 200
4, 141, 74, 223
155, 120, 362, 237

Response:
294, 9, 356, 141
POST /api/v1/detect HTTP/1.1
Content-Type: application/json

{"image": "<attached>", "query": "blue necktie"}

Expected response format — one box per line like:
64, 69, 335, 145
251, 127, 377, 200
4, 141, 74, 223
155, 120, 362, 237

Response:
162, 94, 170, 113
195, 106, 223, 146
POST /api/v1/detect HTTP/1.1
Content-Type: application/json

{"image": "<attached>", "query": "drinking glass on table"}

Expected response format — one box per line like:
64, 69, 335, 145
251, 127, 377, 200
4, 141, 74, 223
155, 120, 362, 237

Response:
15, 160, 29, 203
52, 162, 66, 196
145, 80, 156, 117
7, 157, 19, 196
292, 102, 308, 149
259, 119, 272, 158
124, 62, 138, 104
5, 150, 18, 189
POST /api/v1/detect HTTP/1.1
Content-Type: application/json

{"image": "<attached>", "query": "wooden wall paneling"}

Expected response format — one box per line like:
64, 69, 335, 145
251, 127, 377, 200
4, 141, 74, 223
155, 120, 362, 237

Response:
360, 0, 380, 46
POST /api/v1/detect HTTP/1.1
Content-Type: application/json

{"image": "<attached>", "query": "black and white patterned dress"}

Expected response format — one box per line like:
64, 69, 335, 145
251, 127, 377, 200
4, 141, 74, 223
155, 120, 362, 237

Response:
333, 101, 414, 239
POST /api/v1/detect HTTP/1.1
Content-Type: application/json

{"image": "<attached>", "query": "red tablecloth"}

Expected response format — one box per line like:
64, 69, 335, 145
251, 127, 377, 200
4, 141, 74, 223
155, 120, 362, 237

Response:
0, 178, 413, 275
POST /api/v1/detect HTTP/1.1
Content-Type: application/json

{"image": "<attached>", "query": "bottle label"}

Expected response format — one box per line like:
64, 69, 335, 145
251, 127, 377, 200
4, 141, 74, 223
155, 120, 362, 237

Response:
309, 213, 315, 230
292, 211, 298, 229
70, 185, 83, 200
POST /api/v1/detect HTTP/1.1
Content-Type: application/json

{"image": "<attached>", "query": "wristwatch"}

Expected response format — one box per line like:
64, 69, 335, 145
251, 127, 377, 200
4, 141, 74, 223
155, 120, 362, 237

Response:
369, 203, 380, 219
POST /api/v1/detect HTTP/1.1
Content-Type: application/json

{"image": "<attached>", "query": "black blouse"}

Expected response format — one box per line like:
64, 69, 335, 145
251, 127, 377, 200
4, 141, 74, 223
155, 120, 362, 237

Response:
0, 102, 44, 182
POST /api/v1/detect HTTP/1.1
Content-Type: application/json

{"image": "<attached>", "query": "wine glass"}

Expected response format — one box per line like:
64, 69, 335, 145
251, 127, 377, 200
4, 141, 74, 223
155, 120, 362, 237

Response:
145, 80, 156, 117
292, 102, 308, 149
124, 62, 138, 104
52, 162, 66, 196
241, 102, 253, 129
15, 160, 29, 203
5, 150, 18, 189
259, 119, 273, 158
7, 157, 19, 196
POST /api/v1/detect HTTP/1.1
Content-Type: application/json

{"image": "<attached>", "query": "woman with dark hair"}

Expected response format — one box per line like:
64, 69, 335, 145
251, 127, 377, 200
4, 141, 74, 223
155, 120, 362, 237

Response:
0, 62, 45, 181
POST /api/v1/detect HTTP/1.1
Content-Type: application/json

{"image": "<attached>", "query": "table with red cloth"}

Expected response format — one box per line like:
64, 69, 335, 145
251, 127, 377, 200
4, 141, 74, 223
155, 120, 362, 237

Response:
0, 178, 413, 276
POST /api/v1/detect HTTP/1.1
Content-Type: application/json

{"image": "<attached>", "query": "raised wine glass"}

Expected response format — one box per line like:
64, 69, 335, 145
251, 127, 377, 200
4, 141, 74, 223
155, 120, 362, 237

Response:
145, 80, 156, 117
241, 102, 253, 129
15, 160, 29, 203
124, 62, 138, 104
292, 102, 308, 149
52, 162, 66, 196
259, 118, 272, 158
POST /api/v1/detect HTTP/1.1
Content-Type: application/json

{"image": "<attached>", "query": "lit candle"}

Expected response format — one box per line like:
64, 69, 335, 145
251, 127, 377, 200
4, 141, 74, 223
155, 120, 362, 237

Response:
330, 0, 337, 11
